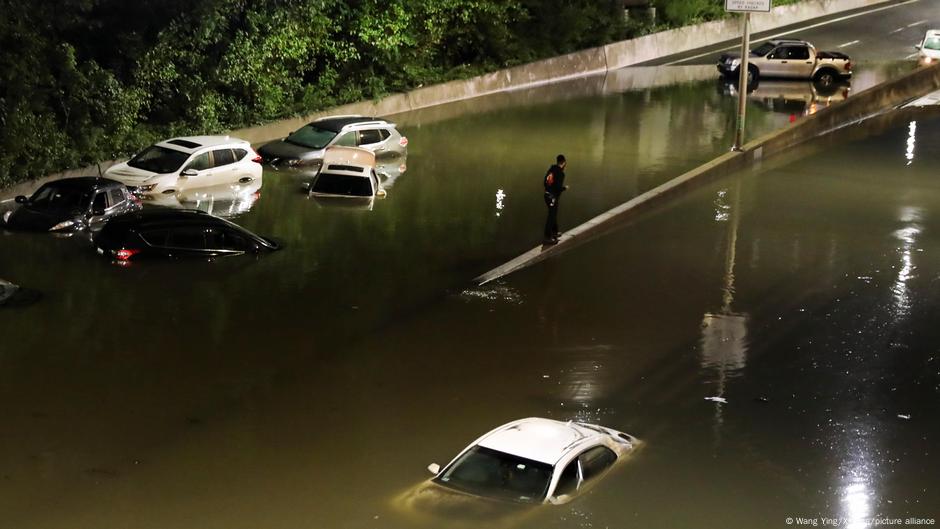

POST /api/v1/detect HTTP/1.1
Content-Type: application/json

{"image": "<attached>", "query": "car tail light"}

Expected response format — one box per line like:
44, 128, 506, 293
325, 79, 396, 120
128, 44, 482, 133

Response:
251, 154, 263, 164
845, 61, 851, 71
399, 136, 408, 147
130, 194, 142, 205
114, 248, 140, 261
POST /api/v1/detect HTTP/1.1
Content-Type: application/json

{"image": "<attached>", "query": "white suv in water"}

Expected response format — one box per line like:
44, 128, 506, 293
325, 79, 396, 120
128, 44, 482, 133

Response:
105, 136, 262, 196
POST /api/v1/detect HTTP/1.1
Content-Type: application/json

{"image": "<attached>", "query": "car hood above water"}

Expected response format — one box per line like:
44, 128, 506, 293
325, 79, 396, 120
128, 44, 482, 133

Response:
105, 163, 159, 182
258, 139, 323, 162
5, 206, 82, 231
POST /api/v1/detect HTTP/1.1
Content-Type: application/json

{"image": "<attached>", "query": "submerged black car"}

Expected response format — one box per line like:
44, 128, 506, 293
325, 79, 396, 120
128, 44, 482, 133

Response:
94, 209, 279, 262
2, 177, 141, 232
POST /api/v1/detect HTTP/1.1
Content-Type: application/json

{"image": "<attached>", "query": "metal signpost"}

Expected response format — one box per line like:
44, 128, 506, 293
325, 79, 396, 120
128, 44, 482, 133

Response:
726, 0, 772, 151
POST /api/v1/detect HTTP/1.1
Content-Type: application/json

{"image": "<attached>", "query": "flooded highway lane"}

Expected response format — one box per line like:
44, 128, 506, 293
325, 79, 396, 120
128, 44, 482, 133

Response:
1, 65, 939, 528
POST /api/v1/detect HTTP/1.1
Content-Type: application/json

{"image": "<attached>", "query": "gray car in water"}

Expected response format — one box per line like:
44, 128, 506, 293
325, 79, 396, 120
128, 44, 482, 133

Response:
257, 115, 408, 168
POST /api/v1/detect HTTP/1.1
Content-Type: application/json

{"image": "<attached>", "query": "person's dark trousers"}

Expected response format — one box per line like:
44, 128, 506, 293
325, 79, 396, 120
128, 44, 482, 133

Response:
544, 192, 559, 240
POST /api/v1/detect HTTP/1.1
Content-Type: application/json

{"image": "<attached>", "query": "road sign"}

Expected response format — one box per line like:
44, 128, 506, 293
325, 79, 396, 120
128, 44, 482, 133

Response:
725, 0, 771, 12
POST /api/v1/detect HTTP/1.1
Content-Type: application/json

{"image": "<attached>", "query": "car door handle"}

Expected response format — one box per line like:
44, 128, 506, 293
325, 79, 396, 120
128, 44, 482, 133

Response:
781, 60, 788, 63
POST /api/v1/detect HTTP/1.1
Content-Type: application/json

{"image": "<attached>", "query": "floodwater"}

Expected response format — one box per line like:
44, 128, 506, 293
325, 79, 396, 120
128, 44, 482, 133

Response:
2, 63, 938, 528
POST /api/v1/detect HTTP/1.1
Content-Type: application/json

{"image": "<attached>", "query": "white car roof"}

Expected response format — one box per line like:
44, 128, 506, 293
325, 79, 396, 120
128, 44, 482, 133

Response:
476, 418, 610, 466
322, 146, 376, 169
155, 135, 250, 154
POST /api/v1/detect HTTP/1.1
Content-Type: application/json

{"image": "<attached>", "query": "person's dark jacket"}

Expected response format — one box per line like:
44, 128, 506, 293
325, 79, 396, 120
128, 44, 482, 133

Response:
544, 165, 566, 197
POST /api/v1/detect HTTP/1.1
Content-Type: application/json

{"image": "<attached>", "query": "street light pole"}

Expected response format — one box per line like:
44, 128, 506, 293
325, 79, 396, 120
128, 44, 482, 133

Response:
733, 12, 751, 151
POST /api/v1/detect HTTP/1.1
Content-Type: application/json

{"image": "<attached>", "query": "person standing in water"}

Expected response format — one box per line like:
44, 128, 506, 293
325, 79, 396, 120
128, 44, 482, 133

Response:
543, 154, 568, 245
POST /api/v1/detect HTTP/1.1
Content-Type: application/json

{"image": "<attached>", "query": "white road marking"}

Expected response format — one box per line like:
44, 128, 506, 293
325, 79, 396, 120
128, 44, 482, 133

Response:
665, 0, 921, 65
907, 20, 928, 27
906, 52, 920, 58
838, 40, 861, 48
889, 27, 907, 34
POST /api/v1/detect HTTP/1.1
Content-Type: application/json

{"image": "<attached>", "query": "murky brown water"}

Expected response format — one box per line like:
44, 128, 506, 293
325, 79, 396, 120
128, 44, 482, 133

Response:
2, 63, 938, 528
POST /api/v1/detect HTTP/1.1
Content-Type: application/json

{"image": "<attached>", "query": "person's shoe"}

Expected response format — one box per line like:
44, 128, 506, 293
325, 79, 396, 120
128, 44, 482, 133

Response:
542, 238, 559, 246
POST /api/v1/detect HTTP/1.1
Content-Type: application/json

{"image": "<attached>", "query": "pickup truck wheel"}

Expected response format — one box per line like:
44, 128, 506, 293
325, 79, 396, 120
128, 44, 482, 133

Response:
733, 66, 758, 86
814, 69, 837, 87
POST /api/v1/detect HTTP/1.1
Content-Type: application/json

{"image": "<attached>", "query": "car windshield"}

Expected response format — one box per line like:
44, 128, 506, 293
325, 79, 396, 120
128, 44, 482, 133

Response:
286, 125, 338, 149
312, 173, 374, 197
127, 145, 190, 174
924, 37, 940, 51
29, 184, 93, 210
435, 446, 553, 504
751, 42, 776, 56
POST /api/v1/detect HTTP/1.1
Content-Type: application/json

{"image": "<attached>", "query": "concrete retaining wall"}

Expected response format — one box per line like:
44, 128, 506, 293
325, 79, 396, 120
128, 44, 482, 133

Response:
475, 62, 940, 284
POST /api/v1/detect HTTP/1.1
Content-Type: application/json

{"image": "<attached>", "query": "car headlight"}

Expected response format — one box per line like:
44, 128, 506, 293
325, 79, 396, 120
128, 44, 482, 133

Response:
138, 184, 158, 192
49, 219, 76, 231
2, 210, 11, 224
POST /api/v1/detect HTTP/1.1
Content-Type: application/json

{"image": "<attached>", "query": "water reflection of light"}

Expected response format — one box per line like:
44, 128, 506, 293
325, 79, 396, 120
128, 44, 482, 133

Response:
905, 121, 917, 165
713, 188, 730, 222
843, 480, 872, 529
891, 207, 921, 317
495, 189, 506, 217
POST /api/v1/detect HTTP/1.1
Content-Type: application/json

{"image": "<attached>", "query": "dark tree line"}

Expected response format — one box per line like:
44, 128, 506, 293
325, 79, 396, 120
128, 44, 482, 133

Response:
0, 0, 759, 185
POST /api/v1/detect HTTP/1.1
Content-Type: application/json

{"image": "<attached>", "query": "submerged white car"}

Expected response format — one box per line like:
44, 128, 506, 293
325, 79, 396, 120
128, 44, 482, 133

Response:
307, 146, 386, 200
421, 418, 638, 505
915, 29, 940, 66
105, 136, 262, 196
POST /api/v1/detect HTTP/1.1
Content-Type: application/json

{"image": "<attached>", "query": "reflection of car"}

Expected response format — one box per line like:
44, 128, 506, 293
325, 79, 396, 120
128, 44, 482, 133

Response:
307, 147, 387, 200
95, 209, 279, 262
718, 39, 852, 86
2, 177, 141, 232
138, 177, 263, 219
915, 29, 940, 66
422, 418, 638, 505
717, 77, 850, 116
258, 115, 407, 167
105, 136, 262, 197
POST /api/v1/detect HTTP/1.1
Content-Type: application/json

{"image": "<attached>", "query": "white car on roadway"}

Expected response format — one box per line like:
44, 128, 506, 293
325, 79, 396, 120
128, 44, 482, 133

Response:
915, 29, 940, 66
414, 417, 639, 507
105, 136, 262, 197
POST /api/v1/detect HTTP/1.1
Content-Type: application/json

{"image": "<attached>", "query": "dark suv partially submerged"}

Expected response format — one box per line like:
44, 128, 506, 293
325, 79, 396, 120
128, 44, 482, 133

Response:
2, 177, 140, 233
95, 209, 279, 262
258, 115, 408, 167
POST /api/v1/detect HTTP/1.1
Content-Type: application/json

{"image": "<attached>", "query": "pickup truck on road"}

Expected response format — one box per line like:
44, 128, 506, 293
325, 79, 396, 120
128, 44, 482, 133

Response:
718, 39, 852, 87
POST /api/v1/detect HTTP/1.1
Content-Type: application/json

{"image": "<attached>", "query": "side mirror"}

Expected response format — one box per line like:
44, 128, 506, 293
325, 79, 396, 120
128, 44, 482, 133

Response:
180, 168, 198, 178
915, 44, 921, 50
92, 207, 106, 216
427, 463, 440, 475
14, 195, 27, 204
376, 188, 387, 198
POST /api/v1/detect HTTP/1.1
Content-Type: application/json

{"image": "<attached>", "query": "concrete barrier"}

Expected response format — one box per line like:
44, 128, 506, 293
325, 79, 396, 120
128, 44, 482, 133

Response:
474, 62, 940, 285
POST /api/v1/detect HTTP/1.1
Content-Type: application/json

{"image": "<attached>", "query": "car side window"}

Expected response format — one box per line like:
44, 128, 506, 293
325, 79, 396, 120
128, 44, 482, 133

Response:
579, 446, 617, 481
358, 129, 383, 145
232, 148, 247, 161
167, 227, 207, 249
768, 47, 786, 59
334, 132, 357, 147
205, 227, 250, 251
109, 188, 125, 207
92, 192, 109, 211
790, 46, 809, 60
139, 229, 169, 247
185, 152, 211, 172
554, 460, 580, 497
212, 149, 236, 167
379, 129, 391, 141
